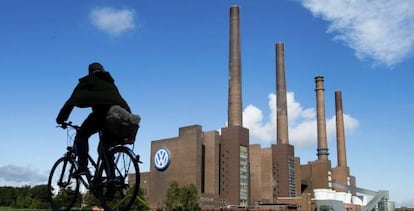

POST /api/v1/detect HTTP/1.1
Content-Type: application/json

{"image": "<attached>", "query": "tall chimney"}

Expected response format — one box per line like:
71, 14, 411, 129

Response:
228, 5, 243, 127
335, 91, 347, 167
315, 76, 329, 160
276, 43, 289, 145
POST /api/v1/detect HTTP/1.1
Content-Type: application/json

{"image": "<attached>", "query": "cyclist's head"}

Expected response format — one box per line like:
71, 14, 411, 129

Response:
88, 62, 105, 75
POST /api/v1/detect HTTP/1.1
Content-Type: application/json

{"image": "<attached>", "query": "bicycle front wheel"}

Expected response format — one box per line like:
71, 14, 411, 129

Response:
47, 157, 80, 211
97, 146, 140, 211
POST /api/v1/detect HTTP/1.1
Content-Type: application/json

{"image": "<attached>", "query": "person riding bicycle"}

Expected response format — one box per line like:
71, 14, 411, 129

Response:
56, 62, 131, 175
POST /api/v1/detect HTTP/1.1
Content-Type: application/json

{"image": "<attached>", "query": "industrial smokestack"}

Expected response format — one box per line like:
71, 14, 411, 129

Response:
228, 5, 243, 127
276, 43, 289, 145
315, 76, 329, 160
335, 91, 347, 167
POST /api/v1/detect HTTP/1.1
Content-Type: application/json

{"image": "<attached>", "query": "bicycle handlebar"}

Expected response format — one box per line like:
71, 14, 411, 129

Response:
57, 121, 80, 130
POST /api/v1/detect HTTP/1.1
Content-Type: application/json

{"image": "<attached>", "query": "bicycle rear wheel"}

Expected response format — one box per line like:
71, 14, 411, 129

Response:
97, 146, 140, 211
47, 157, 80, 211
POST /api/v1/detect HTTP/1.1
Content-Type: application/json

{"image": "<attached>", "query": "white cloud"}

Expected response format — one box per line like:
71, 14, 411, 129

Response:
300, 0, 414, 66
89, 7, 136, 36
243, 92, 359, 148
0, 165, 47, 186
243, 104, 274, 141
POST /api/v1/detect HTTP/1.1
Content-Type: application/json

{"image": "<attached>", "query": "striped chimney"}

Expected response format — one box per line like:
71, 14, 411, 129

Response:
315, 76, 329, 160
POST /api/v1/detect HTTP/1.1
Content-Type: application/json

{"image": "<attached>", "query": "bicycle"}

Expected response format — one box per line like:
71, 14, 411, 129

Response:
47, 121, 141, 211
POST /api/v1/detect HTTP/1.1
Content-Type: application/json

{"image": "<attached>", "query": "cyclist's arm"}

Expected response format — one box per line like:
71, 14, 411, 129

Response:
56, 81, 85, 124
56, 102, 74, 124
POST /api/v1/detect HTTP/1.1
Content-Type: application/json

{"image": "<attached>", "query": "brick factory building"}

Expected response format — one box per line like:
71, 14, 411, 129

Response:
131, 5, 390, 211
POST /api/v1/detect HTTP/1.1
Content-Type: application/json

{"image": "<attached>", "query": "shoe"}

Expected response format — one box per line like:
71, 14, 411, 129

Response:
73, 167, 89, 177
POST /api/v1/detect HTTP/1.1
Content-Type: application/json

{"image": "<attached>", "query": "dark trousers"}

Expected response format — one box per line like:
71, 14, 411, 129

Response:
75, 108, 108, 168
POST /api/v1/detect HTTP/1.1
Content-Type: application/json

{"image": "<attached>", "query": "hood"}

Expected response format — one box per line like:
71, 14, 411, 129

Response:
79, 71, 115, 83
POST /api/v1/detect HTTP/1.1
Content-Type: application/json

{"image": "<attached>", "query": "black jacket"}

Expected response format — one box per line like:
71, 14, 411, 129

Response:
56, 71, 130, 123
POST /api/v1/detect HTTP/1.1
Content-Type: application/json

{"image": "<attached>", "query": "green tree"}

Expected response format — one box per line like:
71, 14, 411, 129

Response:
15, 195, 31, 209
29, 199, 49, 209
52, 186, 81, 209
82, 191, 100, 209
29, 185, 49, 209
163, 181, 199, 211
163, 181, 181, 210
14, 186, 31, 209
0, 187, 16, 207
129, 188, 148, 210
180, 184, 198, 211
0, 185, 52, 209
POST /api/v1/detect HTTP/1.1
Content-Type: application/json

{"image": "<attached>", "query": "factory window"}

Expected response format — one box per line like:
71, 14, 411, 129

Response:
201, 144, 205, 193
239, 146, 248, 201
288, 157, 296, 197
219, 144, 221, 195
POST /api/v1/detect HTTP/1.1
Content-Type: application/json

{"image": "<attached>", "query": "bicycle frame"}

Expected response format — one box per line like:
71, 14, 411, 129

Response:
62, 145, 96, 191
60, 125, 115, 193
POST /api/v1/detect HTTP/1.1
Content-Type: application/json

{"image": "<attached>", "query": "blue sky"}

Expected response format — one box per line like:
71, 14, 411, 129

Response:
0, 0, 413, 206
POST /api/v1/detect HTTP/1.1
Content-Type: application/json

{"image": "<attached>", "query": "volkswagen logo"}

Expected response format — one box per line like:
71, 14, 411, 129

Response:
154, 148, 170, 171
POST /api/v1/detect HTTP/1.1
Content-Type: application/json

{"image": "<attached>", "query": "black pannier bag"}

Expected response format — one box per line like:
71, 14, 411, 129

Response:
103, 105, 141, 144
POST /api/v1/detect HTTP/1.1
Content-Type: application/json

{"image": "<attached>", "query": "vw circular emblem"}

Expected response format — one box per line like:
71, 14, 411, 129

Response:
154, 148, 170, 171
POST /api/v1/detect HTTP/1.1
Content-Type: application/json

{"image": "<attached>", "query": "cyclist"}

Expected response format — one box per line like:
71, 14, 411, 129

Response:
56, 62, 131, 175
